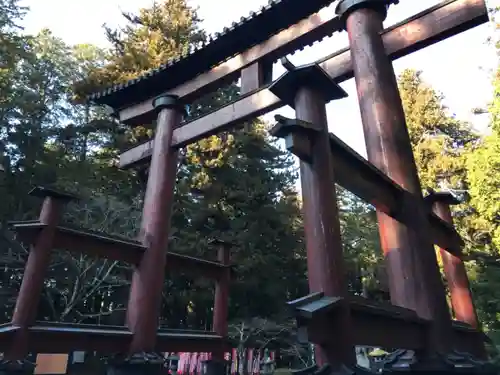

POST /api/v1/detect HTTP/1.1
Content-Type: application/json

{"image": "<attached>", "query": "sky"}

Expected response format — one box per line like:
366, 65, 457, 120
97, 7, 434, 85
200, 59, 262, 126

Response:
20, 0, 498, 157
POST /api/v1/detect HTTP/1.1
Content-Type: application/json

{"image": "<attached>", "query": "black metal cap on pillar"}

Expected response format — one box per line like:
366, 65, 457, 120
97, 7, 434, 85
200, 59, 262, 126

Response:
335, 0, 396, 26
28, 186, 79, 202
208, 238, 236, 248
152, 94, 186, 116
424, 188, 461, 206
268, 57, 347, 108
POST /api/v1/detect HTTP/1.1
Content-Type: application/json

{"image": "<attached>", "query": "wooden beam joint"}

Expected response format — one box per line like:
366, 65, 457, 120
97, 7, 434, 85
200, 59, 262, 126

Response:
119, 0, 488, 169
288, 293, 428, 350
270, 119, 464, 256
270, 115, 322, 162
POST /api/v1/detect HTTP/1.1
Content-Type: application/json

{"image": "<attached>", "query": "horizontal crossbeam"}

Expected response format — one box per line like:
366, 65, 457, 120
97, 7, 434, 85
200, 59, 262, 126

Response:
0, 321, 481, 356
288, 293, 484, 351
269, 116, 463, 255
10, 222, 230, 280
118, 0, 488, 168
118, 7, 344, 124
0, 323, 226, 353
349, 296, 428, 350
327, 132, 464, 255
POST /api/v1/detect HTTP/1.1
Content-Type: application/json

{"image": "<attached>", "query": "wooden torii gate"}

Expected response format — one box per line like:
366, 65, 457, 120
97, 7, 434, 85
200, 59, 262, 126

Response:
0, 0, 496, 374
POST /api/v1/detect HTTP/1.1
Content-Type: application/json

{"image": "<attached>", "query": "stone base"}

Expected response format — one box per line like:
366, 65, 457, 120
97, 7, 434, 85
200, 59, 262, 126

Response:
381, 349, 417, 371
381, 349, 499, 374
201, 359, 228, 375
104, 352, 165, 375
0, 359, 36, 375
444, 351, 498, 374
292, 363, 373, 375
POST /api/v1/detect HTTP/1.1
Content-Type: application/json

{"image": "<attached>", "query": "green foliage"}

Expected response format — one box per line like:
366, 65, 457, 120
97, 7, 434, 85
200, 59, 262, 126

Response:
467, 133, 500, 250
1, 0, 498, 358
0, 0, 28, 69
396, 51, 500, 334
464, 23, 500, 333
103, 0, 205, 82
337, 188, 384, 296
398, 69, 477, 192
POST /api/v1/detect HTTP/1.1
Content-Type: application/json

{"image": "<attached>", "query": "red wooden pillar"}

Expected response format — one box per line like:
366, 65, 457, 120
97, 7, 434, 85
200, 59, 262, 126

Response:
336, 0, 453, 354
127, 94, 183, 352
297, 87, 354, 368
211, 240, 231, 360
425, 191, 479, 328
10, 187, 75, 358
269, 60, 355, 368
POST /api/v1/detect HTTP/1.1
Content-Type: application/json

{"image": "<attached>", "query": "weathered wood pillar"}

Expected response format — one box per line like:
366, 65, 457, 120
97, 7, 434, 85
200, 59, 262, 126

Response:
336, 0, 453, 354
211, 239, 231, 360
127, 94, 183, 352
10, 187, 76, 358
425, 191, 479, 328
269, 59, 355, 369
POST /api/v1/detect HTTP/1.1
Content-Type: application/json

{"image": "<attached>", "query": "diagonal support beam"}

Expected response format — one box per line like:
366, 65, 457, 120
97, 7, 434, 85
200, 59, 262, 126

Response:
119, 0, 488, 169
269, 116, 464, 256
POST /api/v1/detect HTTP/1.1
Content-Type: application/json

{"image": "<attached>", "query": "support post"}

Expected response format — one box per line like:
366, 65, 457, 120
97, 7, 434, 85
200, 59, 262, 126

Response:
295, 88, 355, 370
127, 94, 183, 353
210, 239, 231, 372
240, 61, 273, 94
424, 191, 488, 361
269, 59, 355, 370
424, 191, 479, 328
241, 61, 273, 132
9, 187, 76, 359
336, 0, 453, 356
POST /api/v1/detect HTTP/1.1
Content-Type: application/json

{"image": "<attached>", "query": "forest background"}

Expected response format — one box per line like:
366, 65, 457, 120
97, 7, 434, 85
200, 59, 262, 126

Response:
1, 0, 500, 365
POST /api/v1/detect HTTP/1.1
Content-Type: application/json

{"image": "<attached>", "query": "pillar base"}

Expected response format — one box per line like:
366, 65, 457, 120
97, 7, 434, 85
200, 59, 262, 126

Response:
444, 351, 498, 374
292, 364, 373, 375
381, 349, 498, 374
201, 359, 228, 375
0, 359, 36, 375
105, 353, 165, 375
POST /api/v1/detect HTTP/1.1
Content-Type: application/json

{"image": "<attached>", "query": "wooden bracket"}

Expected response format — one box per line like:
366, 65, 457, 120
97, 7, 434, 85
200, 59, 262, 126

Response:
287, 291, 343, 320
269, 115, 322, 163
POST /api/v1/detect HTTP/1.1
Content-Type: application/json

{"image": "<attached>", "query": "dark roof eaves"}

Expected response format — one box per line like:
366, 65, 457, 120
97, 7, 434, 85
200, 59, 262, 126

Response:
88, 0, 335, 109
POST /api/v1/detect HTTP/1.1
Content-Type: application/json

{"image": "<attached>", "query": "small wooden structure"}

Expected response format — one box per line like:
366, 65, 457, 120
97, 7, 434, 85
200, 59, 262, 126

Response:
0, 0, 496, 374
0, 186, 232, 372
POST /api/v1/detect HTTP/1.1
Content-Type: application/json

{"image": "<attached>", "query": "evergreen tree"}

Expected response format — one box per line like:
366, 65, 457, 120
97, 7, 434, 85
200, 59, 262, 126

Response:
465, 21, 500, 334
398, 69, 478, 192
397, 67, 500, 336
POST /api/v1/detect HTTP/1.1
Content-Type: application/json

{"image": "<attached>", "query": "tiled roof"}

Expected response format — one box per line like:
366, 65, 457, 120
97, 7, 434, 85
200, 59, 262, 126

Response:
87, 0, 337, 109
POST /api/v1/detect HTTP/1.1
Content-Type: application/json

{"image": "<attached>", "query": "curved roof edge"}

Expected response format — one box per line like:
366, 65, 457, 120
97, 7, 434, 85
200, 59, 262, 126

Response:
87, 0, 336, 109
